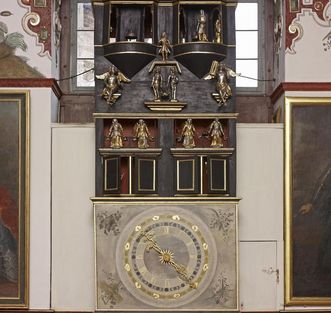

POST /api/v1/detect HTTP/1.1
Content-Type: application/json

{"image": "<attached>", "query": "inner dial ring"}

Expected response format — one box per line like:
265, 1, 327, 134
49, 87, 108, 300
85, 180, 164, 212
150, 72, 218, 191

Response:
116, 207, 217, 308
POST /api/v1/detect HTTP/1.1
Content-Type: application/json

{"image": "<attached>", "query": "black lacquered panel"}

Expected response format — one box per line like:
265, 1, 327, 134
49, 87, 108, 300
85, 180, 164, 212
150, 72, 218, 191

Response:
135, 157, 157, 194
175, 157, 199, 194
207, 156, 227, 194
104, 157, 120, 193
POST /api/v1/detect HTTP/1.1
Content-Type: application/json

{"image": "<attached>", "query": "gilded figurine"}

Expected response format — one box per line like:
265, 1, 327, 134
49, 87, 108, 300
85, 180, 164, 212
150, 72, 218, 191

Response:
179, 118, 196, 148
96, 65, 131, 105
158, 32, 171, 61
133, 119, 153, 149
197, 10, 208, 41
204, 61, 239, 107
106, 119, 124, 149
208, 118, 225, 148
215, 17, 222, 43
167, 67, 179, 102
151, 66, 163, 101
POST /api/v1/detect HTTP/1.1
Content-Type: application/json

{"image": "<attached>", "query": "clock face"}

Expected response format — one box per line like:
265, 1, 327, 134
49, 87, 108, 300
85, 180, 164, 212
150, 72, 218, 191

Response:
116, 207, 218, 308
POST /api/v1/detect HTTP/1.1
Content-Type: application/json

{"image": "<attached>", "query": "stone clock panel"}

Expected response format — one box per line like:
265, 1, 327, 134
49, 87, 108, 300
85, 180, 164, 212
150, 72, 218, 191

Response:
94, 200, 238, 311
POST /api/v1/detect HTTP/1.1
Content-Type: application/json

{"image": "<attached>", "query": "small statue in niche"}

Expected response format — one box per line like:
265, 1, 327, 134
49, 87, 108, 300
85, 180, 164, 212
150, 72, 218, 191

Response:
107, 119, 124, 149
208, 118, 225, 148
158, 32, 171, 61
96, 65, 131, 105
178, 118, 196, 149
167, 67, 179, 102
151, 66, 163, 101
214, 17, 222, 43
204, 61, 239, 107
197, 10, 208, 42
133, 119, 154, 149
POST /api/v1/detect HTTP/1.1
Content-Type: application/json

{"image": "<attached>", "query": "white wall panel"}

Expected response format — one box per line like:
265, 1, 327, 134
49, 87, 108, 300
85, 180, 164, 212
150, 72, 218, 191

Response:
240, 241, 279, 311
29, 88, 54, 309
51, 124, 95, 311
237, 124, 283, 241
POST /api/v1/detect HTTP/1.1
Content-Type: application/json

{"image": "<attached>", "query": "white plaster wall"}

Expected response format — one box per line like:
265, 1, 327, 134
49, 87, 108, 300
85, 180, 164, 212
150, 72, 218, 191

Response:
237, 124, 284, 311
285, 9, 331, 82
237, 124, 283, 241
29, 88, 54, 309
51, 124, 95, 311
51, 124, 283, 311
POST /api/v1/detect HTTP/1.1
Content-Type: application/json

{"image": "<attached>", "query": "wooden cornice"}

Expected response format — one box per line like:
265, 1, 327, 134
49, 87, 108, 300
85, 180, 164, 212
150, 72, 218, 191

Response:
0, 78, 62, 99
271, 82, 331, 104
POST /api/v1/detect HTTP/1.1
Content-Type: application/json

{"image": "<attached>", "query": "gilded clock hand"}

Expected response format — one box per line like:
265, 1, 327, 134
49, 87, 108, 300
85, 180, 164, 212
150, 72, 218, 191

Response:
168, 260, 197, 289
140, 230, 197, 289
140, 230, 163, 255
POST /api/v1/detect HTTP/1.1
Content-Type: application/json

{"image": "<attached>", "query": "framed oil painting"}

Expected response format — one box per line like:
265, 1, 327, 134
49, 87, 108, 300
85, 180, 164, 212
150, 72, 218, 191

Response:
285, 97, 331, 305
0, 90, 29, 308
93, 199, 239, 311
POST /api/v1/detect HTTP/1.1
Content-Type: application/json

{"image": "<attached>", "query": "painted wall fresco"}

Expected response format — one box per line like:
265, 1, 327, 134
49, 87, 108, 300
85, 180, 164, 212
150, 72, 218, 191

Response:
286, 0, 331, 53
0, 0, 54, 77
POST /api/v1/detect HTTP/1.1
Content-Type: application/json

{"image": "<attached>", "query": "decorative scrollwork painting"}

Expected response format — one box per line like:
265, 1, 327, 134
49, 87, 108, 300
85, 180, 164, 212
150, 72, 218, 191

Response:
0, 90, 29, 308
285, 97, 331, 305
93, 200, 238, 311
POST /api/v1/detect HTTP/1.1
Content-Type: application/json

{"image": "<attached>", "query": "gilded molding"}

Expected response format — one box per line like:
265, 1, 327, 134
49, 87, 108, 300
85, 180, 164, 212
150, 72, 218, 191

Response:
93, 113, 239, 119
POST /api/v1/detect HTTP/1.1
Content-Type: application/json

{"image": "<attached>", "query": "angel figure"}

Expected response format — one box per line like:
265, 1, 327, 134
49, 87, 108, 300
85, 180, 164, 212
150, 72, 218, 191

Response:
106, 119, 124, 149
96, 65, 131, 105
179, 118, 196, 148
133, 119, 153, 149
204, 61, 239, 107
208, 118, 225, 148
158, 32, 171, 61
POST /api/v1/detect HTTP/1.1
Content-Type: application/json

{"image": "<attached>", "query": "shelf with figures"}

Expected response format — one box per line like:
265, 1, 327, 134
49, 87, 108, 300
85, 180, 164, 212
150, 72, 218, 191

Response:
99, 119, 161, 196
101, 118, 158, 150
173, 117, 233, 150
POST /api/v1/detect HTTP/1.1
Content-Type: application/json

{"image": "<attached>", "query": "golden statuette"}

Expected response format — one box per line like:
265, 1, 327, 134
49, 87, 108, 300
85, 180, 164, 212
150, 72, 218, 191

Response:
151, 66, 163, 101
178, 118, 196, 149
204, 61, 240, 107
167, 67, 179, 102
158, 32, 171, 62
133, 119, 154, 149
214, 17, 222, 44
106, 119, 124, 149
140, 230, 198, 289
96, 65, 131, 105
196, 10, 208, 42
208, 118, 225, 148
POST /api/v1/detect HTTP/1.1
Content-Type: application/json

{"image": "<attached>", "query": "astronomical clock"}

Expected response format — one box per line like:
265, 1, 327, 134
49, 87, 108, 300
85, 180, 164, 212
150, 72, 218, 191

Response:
91, 0, 239, 311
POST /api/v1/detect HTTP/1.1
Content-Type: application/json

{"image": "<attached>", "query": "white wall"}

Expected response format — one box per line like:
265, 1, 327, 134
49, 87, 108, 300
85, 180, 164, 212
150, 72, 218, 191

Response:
51, 124, 95, 311
29, 88, 56, 309
51, 124, 283, 311
237, 124, 283, 311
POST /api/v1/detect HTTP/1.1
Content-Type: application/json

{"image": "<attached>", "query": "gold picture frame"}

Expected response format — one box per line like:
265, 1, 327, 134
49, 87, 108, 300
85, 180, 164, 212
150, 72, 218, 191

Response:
285, 97, 331, 305
0, 90, 29, 308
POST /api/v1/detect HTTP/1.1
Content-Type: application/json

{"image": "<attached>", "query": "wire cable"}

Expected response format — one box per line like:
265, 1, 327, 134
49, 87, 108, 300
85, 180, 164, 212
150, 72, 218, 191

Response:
56, 67, 95, 82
